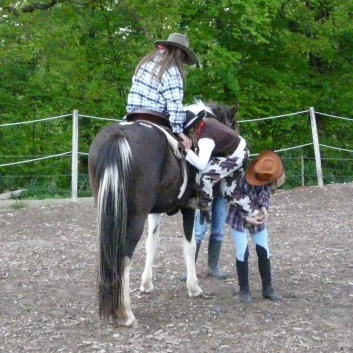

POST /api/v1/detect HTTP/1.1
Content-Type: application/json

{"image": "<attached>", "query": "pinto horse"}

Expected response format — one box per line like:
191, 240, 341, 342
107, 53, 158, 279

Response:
88, 101, 238, 326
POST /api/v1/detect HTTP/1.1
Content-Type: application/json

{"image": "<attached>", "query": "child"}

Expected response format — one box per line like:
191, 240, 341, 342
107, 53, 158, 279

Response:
227, 150, 285, 303
127, 33, 197, 150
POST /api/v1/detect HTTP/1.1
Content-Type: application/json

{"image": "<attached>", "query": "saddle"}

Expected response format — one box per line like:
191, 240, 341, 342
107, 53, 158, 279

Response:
125, 109, 182, 159
125, 109, 171, 128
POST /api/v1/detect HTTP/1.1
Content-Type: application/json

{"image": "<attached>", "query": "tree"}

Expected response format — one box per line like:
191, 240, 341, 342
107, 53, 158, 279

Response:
0, 0, 352, 194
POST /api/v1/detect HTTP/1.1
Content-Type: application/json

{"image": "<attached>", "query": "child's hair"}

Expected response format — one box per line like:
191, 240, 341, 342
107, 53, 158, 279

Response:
273, 172, 286, 188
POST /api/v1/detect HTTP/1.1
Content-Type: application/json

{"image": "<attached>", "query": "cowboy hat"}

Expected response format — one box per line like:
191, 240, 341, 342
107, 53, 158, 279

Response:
183, 109, 206, 131
154, 33, 197, 65
245, 151, 284, 186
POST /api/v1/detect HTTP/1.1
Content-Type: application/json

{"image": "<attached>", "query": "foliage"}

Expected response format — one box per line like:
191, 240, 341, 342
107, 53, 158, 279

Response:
0, 0, 353, 197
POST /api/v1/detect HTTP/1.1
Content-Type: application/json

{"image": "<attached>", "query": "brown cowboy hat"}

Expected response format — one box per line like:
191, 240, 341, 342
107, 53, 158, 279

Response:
245, 151, 284, 186
154, 33, 197, 65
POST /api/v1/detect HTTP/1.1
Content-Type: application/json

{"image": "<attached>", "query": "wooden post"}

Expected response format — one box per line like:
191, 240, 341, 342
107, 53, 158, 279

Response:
71, 110, 79, 201
309, 107, 323, 187
301, 155, 304, 187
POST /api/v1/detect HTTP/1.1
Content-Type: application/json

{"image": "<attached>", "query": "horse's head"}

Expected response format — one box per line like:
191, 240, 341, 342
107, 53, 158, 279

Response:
184, 99, 240, 150
184, 99, 240, 132
205, 101, 239, 133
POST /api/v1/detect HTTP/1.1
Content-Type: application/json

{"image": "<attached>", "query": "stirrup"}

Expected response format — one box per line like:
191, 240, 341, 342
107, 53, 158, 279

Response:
187, 197, 200, 210
187, 197, 211, 212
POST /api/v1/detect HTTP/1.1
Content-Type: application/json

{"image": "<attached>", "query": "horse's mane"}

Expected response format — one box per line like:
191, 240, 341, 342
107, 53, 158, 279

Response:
184, 99, 214, 117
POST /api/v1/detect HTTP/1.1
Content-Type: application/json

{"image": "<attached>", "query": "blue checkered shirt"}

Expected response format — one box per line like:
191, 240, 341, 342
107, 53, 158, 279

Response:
226, 174, 271, 234
127, 54, 186, 134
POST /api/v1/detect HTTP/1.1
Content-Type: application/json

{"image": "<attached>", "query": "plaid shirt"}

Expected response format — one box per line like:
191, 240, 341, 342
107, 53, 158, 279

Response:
226, 172, 271, 234
127, 54, 186, 134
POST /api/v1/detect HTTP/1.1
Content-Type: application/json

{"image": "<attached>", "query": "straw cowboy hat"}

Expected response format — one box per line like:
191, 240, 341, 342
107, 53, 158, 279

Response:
155, 33, 197, 65
246, 151, 284, 186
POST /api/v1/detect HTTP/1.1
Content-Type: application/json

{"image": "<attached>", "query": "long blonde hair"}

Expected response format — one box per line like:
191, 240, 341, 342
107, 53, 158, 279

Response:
135, 47, 186, 82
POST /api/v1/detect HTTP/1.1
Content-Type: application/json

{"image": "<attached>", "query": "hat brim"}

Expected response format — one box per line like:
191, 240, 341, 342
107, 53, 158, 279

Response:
154, 40, 197, 65
245, 151, 284, 186
184, 110, 206, 131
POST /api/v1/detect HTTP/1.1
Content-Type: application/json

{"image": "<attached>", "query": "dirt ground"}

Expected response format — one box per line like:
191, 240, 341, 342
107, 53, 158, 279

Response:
1, 183, 353, 353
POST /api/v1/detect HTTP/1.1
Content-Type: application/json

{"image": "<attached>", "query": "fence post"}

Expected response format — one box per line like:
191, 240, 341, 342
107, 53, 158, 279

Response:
309, 107, 323, 187
71, 110, 79, 201
301, 155, 304, 186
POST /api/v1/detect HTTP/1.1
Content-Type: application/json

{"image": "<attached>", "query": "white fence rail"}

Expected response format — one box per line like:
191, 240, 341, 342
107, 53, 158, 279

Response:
1, 107, 353, 201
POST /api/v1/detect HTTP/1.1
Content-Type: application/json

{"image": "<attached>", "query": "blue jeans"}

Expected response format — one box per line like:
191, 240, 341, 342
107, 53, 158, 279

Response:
194, 196, 228, 243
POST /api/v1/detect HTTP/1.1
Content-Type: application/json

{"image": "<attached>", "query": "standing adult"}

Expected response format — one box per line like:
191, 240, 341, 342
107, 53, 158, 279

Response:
227, 151, 285, 303
180, 101, 240, 281
182, 111, 249, 212
127, 32, 197, 149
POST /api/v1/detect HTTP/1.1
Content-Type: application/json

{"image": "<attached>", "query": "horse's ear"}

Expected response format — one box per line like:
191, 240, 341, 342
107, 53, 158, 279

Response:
230, 104, 240, 133
232, 104, 239, 114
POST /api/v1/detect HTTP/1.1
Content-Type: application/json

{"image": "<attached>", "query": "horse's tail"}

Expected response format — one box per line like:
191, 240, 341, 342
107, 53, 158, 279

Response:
96, 132, 131, 320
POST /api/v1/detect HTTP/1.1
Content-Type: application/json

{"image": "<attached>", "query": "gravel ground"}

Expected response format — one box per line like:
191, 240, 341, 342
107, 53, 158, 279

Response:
1, 183, 353, 353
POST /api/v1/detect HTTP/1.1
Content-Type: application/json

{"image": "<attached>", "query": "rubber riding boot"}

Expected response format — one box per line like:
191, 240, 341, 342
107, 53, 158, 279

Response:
236, 259, 252, 303
257, 246, 283, 301
207, 240, 227, 279
180, 241, 201, 281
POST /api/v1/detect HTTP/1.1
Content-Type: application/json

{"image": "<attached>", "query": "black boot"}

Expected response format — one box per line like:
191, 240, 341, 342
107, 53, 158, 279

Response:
207, 240, 227, 279
236, 259, 252, 303
180, 241, 201, 281
257, 245, 282, 301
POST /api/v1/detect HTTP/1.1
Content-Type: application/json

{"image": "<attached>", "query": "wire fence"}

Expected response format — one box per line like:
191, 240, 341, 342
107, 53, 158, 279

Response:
1, 107, 353, 200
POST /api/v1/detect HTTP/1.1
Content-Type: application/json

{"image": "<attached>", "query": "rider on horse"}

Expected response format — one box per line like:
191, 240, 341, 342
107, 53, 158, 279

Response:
127, 32, 197, 152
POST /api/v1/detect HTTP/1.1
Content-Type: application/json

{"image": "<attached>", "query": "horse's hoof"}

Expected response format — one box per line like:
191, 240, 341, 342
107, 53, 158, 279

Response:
124, 315, 137, 327
116, 313, 137, 327
140, 283, 154, 293
115, 316, 137, 327
188, 285, 203, 297
115, 313, 137, 327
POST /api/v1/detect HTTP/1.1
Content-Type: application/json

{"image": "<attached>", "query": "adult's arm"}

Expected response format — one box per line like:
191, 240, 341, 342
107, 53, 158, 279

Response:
185, 138, 215, 170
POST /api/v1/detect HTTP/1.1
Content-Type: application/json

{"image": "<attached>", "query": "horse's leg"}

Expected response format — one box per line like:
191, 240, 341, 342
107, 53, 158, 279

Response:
117, 214, 147, 327
140, 213, 161, 293
119, 256, 136, 327
180, 208, 203, 297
